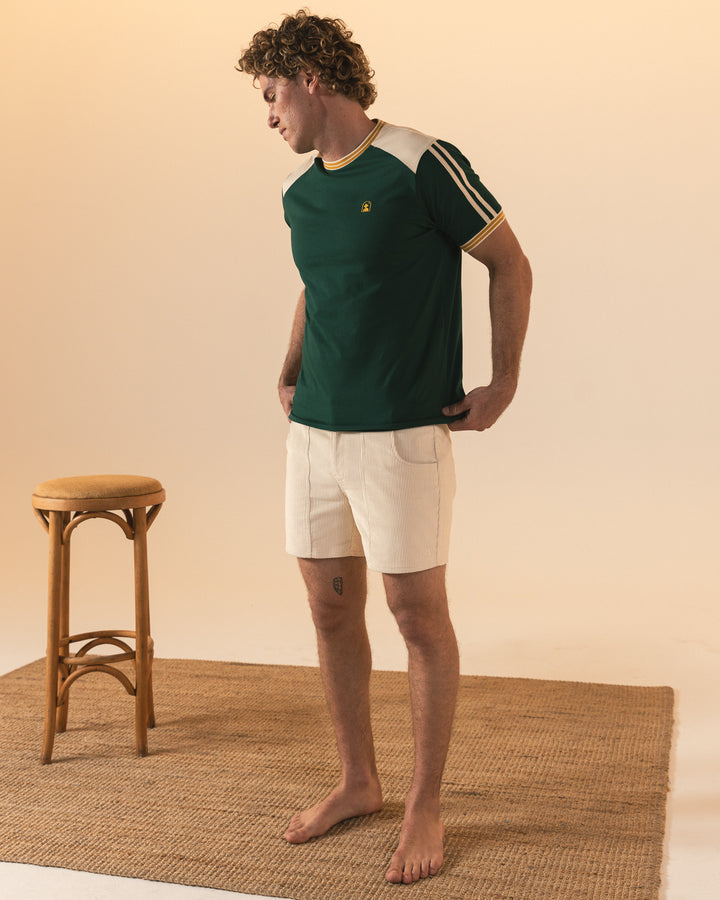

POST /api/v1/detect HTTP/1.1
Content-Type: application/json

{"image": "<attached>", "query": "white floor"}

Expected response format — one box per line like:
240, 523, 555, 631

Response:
1, 632, 718, 900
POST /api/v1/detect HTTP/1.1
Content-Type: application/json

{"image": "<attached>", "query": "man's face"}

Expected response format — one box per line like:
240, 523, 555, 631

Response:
258, 72, 318, 155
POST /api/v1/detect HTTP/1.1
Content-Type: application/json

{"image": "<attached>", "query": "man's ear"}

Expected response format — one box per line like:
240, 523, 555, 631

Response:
300, 69, 321, 94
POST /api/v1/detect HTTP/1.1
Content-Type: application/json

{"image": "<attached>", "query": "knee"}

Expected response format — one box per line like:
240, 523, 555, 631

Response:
387, 595, 445, 649
300, 559, 367, 635
308, 593, 353, 635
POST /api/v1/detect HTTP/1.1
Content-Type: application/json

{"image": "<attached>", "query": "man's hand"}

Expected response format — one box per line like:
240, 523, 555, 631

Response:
279, 384, 296, 419
278, 290, 305, 420
442, 377, 517, 432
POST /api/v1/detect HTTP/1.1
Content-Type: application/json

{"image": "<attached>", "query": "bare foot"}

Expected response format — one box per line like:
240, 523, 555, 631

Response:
385, 802, 445, 884
283, 779, 383, 844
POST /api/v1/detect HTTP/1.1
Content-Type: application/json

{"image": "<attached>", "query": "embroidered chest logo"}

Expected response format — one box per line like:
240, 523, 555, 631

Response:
361, 200, 372, 213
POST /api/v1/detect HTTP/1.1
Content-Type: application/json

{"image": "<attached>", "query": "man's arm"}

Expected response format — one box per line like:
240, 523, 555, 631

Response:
442, 220, 532, 432
278, 289, 306, 419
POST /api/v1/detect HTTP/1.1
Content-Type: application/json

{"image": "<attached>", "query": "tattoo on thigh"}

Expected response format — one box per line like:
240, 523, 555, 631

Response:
333, 576, 344, 596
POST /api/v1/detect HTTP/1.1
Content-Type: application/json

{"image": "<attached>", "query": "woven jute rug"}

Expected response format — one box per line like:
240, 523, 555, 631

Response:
0, 658, 673, 899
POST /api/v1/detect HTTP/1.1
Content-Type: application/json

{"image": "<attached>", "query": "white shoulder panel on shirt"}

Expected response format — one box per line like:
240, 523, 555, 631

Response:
371, 123, 437, 175
282, 154, 316, 196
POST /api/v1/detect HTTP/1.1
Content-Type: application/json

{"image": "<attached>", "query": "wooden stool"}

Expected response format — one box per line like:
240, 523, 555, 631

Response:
32, 474, 165, 764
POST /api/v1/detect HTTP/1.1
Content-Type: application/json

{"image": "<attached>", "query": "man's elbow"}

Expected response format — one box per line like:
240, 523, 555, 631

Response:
519, 252, 533, 295
494, 247, 532, 294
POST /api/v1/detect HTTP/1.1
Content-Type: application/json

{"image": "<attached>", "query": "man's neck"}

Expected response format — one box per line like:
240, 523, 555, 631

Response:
313, 103, 376, 162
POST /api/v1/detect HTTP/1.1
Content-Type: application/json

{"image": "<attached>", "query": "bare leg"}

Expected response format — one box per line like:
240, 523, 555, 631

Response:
284, 556, 383, 843
382, 565, 459, 884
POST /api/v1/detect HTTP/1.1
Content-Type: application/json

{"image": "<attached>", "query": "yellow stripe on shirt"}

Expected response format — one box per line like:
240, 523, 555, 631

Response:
322, 121, 385, 170
461, 211, 506, 252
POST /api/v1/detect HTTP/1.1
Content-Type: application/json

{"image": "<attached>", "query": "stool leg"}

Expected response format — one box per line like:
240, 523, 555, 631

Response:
56, 514, 71, 733
147, 642, 156, 729
133, 506, 151, 756
42, 511, 63, 764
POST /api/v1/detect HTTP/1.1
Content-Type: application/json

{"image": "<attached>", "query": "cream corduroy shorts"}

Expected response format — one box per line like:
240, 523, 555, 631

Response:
285, 422, 456, 574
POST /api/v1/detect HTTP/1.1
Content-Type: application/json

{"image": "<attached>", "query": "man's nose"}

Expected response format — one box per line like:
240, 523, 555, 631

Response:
267, 108, 279, 129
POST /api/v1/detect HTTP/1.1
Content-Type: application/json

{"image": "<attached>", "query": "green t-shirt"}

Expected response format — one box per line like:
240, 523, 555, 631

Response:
282, 120, 504, 432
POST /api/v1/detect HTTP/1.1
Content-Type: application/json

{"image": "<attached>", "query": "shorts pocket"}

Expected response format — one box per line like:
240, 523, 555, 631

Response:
390, 426, 447, 466
286, 421, 306, 452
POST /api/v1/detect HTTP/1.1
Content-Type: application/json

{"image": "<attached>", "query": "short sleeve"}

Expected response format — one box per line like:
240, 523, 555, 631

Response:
416, 140, 505, 252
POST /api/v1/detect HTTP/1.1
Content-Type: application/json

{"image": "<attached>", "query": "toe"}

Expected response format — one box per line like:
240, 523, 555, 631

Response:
385, 854, 404, 884
283, 824, 309, 844
283, 817, 301, 841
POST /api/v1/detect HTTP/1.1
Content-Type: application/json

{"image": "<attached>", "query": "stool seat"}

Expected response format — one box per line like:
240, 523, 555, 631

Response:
33, 475, 165, 512
32, 473, 164, 763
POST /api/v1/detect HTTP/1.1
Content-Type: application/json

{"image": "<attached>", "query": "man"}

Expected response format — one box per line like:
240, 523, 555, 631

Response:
237, 10, 531, 885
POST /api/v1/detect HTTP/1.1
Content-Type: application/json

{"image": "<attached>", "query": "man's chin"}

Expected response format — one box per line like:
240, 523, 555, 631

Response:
289, 139, 315, 155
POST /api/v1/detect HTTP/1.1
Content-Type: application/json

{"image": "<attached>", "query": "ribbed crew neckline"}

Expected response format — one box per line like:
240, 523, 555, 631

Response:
320, 120, 385, 171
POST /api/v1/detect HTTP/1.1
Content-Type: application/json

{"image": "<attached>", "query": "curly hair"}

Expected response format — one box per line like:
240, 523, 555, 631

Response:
236, 9, 377, 110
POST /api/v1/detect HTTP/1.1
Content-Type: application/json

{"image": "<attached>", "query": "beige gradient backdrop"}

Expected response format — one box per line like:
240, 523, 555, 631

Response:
1, 0, 718, 894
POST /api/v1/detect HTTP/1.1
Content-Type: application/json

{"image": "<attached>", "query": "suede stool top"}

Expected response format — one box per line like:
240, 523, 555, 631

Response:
32, 475, 165, 511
